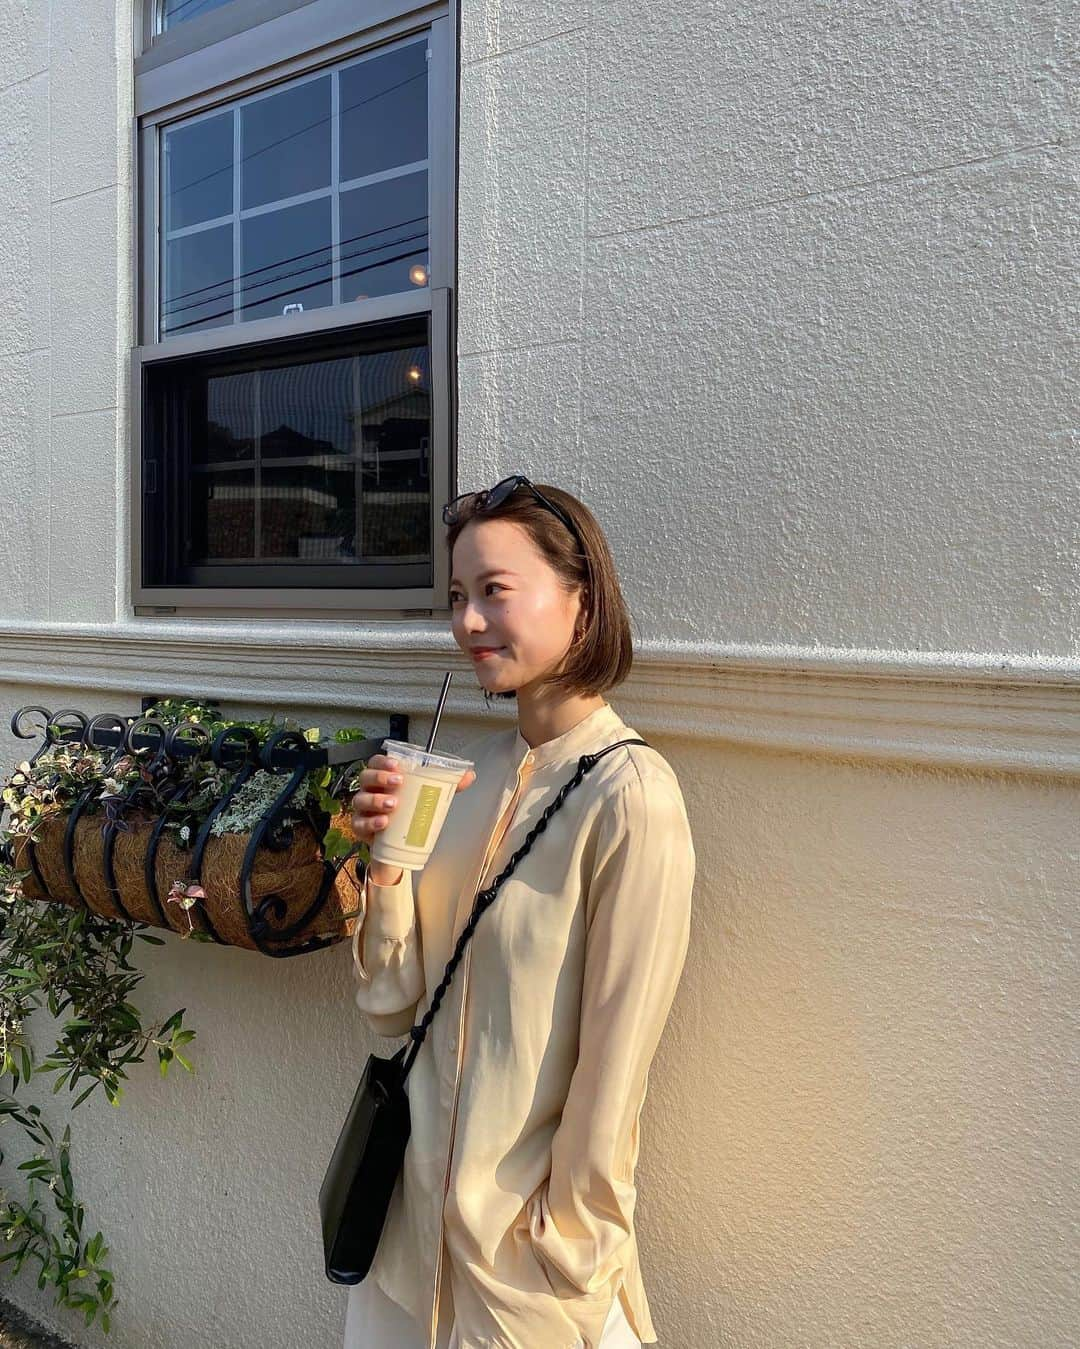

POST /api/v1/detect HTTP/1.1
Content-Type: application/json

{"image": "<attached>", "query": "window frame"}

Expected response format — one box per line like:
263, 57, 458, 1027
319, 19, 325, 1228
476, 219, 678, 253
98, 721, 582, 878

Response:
137, 1, 348, 67
132, 0, 456, 619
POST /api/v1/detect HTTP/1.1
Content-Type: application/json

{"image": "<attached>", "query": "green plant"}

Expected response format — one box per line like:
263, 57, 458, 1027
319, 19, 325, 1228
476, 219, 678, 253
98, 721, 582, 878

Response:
0, 702, 369, 1332
143, 701, 366, 859
0, 900, 195, 1332
0, 1103, 116, 1332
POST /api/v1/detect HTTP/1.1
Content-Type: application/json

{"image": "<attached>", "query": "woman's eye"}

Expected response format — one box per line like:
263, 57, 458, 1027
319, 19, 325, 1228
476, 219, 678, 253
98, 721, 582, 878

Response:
449, 583, 503, 602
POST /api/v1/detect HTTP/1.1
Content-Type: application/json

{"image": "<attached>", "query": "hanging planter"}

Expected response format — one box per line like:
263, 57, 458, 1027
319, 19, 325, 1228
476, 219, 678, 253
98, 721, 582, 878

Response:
2, 700, 400, 958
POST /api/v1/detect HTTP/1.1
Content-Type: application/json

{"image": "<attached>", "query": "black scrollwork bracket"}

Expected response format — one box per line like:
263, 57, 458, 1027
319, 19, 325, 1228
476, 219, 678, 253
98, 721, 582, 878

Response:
5, 705, 410, 959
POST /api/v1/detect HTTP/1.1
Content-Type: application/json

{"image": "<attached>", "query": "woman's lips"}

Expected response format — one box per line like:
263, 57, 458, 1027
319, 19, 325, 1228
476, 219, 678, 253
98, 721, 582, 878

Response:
471, 647, 504, 660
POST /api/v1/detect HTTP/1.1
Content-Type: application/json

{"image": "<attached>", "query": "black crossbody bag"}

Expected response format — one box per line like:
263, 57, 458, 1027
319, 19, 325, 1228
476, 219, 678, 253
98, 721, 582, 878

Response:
319, 737, 648, 1284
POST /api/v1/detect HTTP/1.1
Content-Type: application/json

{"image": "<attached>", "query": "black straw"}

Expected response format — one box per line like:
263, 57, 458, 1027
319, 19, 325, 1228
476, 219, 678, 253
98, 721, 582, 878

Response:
426, 671, 453, 753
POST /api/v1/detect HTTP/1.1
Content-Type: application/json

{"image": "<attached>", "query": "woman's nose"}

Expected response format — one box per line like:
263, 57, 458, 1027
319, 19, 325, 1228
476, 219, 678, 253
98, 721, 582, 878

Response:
461, 604, 488, 634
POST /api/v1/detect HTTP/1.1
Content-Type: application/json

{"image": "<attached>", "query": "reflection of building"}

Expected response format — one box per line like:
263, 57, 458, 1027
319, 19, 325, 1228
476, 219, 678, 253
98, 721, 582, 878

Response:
199, 420, 356, 562
205, 420, 255, 460
259, 423, 338, 460
196, 391, 436, 563
351, 388, 430, 490
195, 361, 432, 564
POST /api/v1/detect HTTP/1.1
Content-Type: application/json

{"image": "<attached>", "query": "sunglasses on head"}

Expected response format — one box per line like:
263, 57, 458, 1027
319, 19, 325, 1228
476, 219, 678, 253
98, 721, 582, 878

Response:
442, 475, 584, 552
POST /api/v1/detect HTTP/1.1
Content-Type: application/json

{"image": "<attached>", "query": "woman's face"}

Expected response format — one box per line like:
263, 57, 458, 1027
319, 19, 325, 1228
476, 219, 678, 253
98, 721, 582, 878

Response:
449, 518, 584, 696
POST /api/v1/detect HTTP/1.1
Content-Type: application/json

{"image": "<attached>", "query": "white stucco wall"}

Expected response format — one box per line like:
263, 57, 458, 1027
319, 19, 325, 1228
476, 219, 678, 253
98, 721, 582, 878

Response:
457, 0, 1078, 658
0, 3, 1076, 1348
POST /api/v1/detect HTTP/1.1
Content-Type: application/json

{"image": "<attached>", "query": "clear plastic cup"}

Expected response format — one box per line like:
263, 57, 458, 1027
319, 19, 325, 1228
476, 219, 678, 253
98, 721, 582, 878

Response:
369, 740, 475, 872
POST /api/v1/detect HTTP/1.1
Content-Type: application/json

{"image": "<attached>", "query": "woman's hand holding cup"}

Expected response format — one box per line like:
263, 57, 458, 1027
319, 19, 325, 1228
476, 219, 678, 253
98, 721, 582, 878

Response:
351, 753, 477, 887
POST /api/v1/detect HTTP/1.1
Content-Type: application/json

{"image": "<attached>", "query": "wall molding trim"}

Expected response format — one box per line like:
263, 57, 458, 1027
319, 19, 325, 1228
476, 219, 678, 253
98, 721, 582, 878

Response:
0, 623, 1077, 778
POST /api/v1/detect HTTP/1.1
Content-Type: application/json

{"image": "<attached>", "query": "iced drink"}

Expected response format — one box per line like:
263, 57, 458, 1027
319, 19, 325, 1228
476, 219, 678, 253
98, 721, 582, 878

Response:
369, 739, 474, 872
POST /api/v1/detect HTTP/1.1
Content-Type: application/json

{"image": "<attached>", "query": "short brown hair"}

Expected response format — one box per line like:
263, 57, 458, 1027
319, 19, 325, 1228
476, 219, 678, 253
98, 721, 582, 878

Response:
444, 483, 634, 701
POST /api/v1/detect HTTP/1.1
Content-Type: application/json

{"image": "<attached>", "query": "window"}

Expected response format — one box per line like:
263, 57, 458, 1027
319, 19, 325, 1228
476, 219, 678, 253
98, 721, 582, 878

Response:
160, 0, 240, 30
133, 0, 454, 616
159, 40, 429, 338
141, 317, 433, 590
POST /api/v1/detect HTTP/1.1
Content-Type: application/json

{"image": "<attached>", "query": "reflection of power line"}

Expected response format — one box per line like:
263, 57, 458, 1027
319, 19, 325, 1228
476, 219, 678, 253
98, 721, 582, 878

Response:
167, 244, 427, 332
163, 215, 428, 311
167, 69, 426, 209
163, 227, 428, 323
164, 0, 228, 23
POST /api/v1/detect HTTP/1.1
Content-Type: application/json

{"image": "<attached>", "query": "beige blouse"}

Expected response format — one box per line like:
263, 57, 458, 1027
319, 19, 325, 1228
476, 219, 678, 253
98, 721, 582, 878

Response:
351, 702, 695, 1349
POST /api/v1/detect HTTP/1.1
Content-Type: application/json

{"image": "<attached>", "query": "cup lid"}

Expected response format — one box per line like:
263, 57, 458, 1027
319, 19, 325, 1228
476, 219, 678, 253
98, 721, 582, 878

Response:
381, 739, 474, 772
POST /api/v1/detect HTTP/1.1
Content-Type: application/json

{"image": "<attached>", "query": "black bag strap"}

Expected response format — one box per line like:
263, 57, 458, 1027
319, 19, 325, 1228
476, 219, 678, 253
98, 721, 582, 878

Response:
395, 737, 649, 1080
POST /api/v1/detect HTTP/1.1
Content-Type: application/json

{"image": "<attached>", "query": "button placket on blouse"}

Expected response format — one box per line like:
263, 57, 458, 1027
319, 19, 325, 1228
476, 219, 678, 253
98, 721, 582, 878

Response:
427, 752, 535, 1349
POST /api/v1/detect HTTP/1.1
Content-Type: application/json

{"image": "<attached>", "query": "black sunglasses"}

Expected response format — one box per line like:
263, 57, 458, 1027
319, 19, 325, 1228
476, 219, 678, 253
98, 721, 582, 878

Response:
442, 475, 584, 552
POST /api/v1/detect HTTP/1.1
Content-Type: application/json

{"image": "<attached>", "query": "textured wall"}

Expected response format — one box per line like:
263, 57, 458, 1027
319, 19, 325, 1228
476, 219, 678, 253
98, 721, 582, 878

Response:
0, 0, 126, 625
0, 2, 1076, 1348
458, 0, 1078, 656
1, 691, 1077, 1349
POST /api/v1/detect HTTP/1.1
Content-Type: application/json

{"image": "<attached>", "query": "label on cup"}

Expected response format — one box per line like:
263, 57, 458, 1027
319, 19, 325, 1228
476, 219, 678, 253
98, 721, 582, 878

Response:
405, 784, 443, 848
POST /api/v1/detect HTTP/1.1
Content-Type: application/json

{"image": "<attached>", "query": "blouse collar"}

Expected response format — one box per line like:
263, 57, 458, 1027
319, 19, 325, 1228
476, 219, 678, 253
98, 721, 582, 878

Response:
511, 702, 625, 772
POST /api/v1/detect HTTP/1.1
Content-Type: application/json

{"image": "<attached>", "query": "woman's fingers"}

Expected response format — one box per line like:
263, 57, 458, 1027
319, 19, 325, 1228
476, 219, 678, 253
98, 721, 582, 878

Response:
350, 755, 403, 837
350, 794, 397, 829
351, 757, 475, 837
352, 790, 398, 814
360, 754, 404, 790
351, 811, 393, 839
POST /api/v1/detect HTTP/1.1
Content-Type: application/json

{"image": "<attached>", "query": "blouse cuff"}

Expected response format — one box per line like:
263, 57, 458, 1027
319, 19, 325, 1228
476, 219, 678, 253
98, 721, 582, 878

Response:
351, 866, 414, 982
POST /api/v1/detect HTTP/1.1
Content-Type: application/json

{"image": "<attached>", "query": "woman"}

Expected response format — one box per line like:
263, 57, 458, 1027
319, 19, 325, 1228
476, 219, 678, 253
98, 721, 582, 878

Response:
345, 477, 695, 1349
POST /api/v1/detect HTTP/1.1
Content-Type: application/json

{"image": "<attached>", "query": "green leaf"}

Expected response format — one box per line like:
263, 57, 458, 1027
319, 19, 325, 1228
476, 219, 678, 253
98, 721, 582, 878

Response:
71, 1083, 97, 1109
321, 827, 353, 861
158, 1009, 186, 1037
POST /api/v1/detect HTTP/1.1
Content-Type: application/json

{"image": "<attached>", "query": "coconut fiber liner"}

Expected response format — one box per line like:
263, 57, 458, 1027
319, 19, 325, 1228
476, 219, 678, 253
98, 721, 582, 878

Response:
16, 813, 80, 907
18, 809, 362, 952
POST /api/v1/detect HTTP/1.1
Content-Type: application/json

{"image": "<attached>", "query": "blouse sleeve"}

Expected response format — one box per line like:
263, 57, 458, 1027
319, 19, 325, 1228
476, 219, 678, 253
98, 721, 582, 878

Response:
526, 770, 695, 1311
351, 866, 425, 1038
350, 734, 482, 1039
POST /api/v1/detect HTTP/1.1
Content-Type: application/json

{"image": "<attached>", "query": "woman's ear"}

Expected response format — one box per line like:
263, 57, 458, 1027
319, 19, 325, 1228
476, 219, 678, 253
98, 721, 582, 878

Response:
573, 590, 591, 644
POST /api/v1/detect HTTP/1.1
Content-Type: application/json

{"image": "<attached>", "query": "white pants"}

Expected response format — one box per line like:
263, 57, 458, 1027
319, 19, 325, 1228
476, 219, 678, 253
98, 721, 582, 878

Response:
344, 1268, 642, 1348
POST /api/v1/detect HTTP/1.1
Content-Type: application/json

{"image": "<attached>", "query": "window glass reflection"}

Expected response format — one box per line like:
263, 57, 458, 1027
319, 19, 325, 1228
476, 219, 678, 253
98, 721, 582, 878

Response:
339, 170, 428, 302
339, 42, 428, 182
260, 465, 357, 560
201, 371, 258, 464
260, 358, 355, 460
164, 111, 232, 231
163, 223, 234, 335
241, 198, 333, 322
241, 77, 331, 211
161, 0, 237, 29
158, 38, 429, 338
143, 321, 433, 584
196, 468, 255, 562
